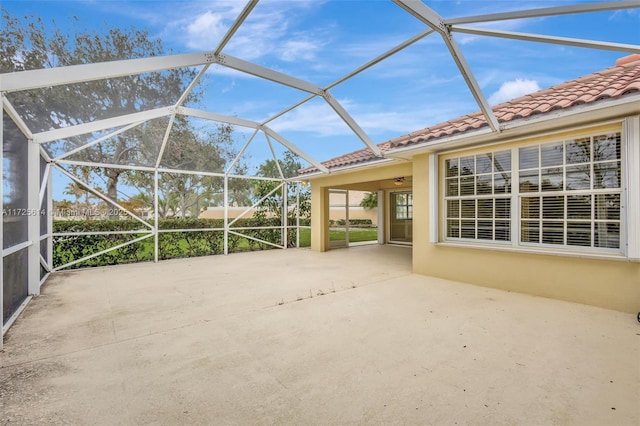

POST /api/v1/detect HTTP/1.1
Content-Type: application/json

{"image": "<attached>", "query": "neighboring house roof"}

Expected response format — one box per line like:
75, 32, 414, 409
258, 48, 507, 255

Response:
300, 54, 640, 176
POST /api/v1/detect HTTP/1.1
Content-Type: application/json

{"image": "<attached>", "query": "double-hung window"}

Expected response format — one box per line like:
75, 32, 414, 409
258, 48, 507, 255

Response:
443, 130, 623, 254
519, 133, 621, 250
445, 150, 512, 242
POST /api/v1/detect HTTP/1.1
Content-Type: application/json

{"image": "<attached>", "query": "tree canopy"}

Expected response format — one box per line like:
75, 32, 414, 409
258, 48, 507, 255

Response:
1, 11, 254, 220
254, 151, 310, 221
0, 11, 201, 205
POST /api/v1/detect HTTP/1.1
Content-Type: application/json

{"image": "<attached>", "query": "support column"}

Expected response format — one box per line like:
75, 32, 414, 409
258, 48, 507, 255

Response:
27, 138, 40, 295
345, 190, 350, 246
1, 105, 4, 350
46, 165, 53, 271
282, 182, 288, 248
310, 184, 329, 252
154, 170, 159, 263
224, 174, 229, 255
377, 190, 385, 245
296, 183, 300, 248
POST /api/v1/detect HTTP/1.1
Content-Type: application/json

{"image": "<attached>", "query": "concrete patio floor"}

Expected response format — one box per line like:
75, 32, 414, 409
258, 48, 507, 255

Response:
1, 245, 638, 425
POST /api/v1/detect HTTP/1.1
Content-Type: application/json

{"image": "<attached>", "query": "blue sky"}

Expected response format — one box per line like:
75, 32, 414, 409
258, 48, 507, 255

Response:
3, 0, 640, 178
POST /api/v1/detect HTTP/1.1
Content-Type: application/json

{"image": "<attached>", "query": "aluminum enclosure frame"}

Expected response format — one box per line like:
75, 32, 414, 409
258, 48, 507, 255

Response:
1, 0, 639, 349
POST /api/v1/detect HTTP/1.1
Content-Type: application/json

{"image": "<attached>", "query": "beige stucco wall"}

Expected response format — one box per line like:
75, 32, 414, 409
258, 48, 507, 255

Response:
308, 125, 639, 313
199, 207, 255, 219
411, 147, 639, 314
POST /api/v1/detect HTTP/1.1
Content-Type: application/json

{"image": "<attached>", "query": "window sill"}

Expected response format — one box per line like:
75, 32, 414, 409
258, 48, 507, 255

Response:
434, 241, 638, 263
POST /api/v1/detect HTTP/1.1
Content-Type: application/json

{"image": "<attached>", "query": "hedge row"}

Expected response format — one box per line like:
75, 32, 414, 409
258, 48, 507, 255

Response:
328, 219, 373, 226
53, 218, 310, 270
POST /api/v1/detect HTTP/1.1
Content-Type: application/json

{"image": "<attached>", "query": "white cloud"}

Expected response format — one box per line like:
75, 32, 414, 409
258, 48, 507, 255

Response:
280, 39, 322, 62
185, 11, 227, 50
269, 101, 348, 136
268, 98, 471, 138
488, 79, 540, 105
166, 1, 330, 64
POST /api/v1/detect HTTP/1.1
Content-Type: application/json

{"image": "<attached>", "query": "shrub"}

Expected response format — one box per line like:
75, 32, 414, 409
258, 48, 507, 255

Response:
53, 217, 305, 269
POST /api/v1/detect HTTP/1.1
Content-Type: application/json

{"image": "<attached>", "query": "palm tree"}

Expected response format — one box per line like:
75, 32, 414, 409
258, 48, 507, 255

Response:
64, 182, 84, 211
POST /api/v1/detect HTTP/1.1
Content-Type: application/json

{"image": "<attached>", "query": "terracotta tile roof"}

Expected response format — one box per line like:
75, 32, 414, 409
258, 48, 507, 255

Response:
300, 54, 640, 175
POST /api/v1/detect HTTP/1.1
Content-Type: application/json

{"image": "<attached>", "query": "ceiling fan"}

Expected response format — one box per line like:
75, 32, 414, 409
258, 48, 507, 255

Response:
392, 176, 413, 186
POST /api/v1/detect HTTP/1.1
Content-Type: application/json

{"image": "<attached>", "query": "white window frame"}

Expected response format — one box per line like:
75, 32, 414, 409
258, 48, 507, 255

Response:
435, 119, 639, 260
442, 149, 513, 244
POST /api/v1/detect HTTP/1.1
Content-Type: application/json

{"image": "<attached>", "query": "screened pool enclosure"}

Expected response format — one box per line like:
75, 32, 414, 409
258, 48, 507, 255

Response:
2, 0, 639, 347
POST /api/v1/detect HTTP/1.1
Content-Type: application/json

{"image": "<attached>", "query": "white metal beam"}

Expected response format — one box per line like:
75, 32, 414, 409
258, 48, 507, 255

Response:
175, 65, 210, 108
323, 92, 383, 157
446, 1, 640, 25
447, 26, 531, 132
226, 129, 259, 174
2, 96, 34, 139
52, 233, 153, 272
393, 0, 500, 132
158, 168, 225, 178
40, 254, 50, 273
56, 159, 156, 173
264, 132, 285, 179
261, 28, 436, 148
154, 113, 177, 169
57, 157, 279, 180
46, 158, 53, 271
154, 169, 159, 263
179, 107, 261, 129
262, 29, 435, 126
215, 0, 260, 55
223, 174, 229, 255
452, 26, 640, 54
33, 107, 173, 143
262, 94, 317, 126
228, 181, 284, 226
38, 163, 51, 205
2, 297, 32, 338
393, 0, 447, 34
327, 29, 435, 90
262, 126, 329, 173
216, 53, 324, 95
55, 164, 154, 229
0, 51, 216, 93
55, 120, 145, 161
227, 230, 285, 250
39, 146, 52, 162
227, 173, 281, 182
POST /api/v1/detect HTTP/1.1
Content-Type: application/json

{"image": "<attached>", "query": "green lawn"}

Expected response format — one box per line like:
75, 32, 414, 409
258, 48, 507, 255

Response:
136, 228, 375, 253
298, 227, 378, 247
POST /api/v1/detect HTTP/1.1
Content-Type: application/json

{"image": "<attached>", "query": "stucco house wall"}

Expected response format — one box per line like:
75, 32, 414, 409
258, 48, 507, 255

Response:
305, 56, 640, 313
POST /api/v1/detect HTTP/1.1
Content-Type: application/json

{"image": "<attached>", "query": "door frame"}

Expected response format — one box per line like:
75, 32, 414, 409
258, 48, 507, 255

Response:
328, 189, 349, 249
386, 189, 413, 245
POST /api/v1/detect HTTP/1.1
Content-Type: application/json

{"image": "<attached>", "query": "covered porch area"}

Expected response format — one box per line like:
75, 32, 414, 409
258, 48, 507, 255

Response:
309, 161, 415, 251
1, 245, 637, 425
